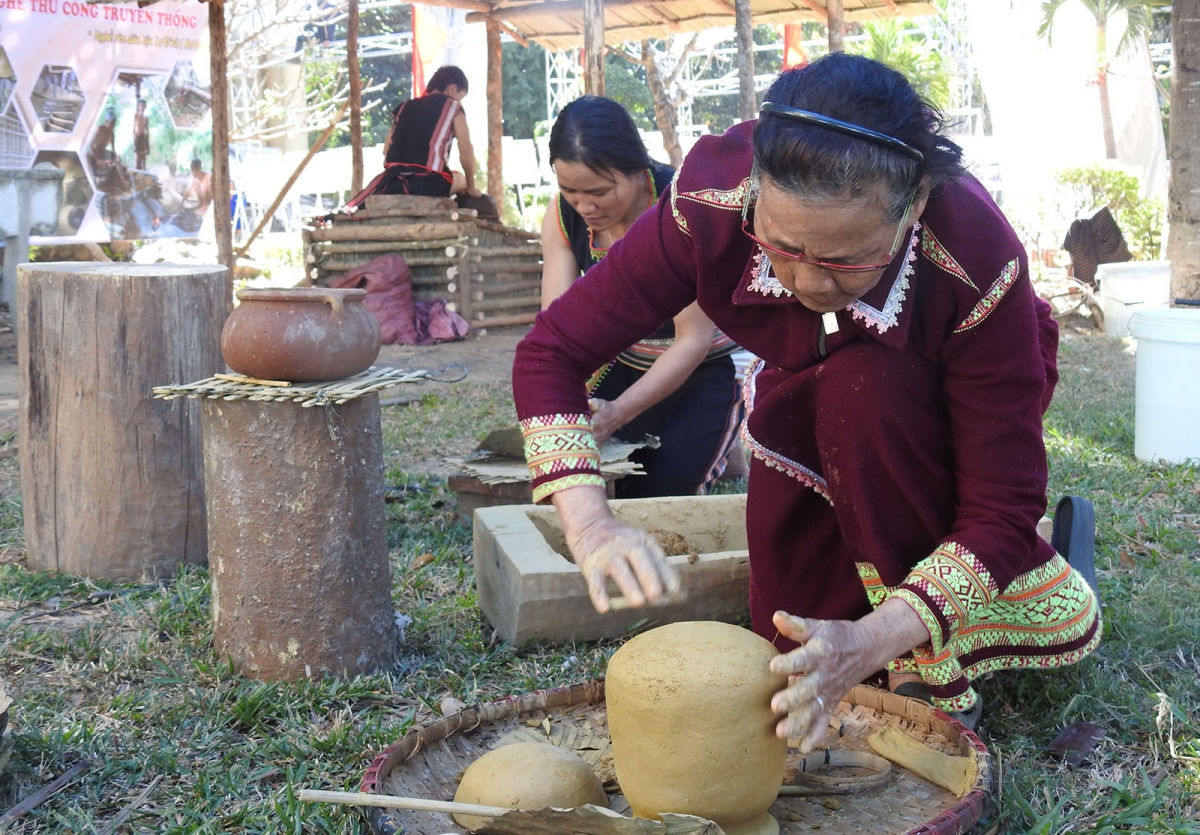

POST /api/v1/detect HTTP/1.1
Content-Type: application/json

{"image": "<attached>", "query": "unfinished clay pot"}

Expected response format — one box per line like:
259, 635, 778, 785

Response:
221, 287, 381, 382
606, 621, 787, 835
451, 741, 608, 831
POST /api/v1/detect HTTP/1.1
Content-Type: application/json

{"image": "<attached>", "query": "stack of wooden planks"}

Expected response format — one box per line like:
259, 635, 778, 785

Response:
303, 194, 544, 330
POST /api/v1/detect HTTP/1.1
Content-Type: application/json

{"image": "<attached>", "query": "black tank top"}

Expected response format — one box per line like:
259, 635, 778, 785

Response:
384, 93, 460, 172
558, 162, 675, 274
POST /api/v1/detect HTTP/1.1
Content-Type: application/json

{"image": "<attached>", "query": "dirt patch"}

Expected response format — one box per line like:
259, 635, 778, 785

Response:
374, 326, 528, 389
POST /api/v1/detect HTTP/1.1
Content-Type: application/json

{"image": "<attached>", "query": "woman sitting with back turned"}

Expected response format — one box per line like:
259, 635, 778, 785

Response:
539, 95, 745, 498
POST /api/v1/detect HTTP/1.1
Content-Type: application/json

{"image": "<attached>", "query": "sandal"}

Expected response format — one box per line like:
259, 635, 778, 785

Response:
1051, 495, 1100, 599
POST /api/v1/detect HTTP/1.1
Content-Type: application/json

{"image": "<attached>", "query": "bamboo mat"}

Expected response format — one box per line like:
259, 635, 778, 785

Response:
359, 682, 995, 835
152, 367, 431, 407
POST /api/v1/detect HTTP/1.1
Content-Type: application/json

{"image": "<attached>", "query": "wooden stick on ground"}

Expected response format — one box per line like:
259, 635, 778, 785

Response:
0, 758, 91, 827
299, 788, 511, 816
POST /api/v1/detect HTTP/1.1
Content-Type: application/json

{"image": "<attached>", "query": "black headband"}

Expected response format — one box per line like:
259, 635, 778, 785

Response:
760, 101, 924, 163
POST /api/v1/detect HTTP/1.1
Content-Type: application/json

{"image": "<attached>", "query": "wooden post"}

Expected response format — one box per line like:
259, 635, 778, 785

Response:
582, 0, 605, 96
203, 394, 397, 681
17, 263, 227, 581
486, 19, 504, 210
348, 0, 364, 195
827, 0, 845, 53
208, 0, 234, 294
734, 0, 756, 122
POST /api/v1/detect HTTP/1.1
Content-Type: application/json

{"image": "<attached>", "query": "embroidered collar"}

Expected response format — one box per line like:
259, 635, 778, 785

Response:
847, 221, 920, 334
744, 221, 922, 335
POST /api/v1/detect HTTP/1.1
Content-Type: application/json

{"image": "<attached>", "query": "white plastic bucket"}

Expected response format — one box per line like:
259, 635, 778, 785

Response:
1128, 308, 1200, 464
1098, 261, 1171, 339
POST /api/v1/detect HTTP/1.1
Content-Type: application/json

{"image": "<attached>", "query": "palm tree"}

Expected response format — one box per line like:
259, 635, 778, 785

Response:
1038, 0, 1169, 159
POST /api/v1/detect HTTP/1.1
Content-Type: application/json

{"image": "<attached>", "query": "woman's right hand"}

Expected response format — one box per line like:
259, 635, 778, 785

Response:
552, 485, 681, 612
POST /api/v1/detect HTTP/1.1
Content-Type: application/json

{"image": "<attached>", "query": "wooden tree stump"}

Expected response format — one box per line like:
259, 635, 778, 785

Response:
202, 394, 397, 681
17, 263, 226, 580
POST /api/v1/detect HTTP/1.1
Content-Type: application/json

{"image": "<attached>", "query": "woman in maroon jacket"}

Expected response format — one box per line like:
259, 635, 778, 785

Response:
513, 54, 1100, 749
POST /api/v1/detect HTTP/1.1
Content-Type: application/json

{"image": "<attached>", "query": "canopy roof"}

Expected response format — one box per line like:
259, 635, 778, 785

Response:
458, 0, 939, 51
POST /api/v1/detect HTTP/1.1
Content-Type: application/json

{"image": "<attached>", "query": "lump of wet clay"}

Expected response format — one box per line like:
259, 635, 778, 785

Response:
451, 741, 608, 831
606, 621, 788, 835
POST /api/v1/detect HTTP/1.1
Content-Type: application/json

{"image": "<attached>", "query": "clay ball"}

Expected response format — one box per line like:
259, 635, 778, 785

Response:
452, 742, 608, 831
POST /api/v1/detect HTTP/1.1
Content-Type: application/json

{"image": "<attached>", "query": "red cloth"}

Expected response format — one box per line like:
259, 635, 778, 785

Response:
414, 298, 470, 345
329, 253, 419, 345
512, 122, 1098, 706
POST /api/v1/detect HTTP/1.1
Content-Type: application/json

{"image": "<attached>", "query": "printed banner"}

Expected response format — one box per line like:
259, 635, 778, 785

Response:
0, 0, 211, 242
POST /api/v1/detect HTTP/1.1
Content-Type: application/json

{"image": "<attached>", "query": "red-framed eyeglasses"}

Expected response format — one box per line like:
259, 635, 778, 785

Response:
741, 190, 916, 274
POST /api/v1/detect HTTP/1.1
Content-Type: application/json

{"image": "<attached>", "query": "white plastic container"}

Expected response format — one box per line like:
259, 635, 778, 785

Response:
1128, 308, 1200, 464
1097, 261, 1171, 339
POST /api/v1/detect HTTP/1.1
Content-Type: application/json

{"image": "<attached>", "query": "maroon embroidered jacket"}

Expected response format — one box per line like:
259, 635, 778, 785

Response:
513, 124, 1095, 703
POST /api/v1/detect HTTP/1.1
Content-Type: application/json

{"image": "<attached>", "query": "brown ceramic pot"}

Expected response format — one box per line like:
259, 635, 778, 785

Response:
221, 287, 381, 382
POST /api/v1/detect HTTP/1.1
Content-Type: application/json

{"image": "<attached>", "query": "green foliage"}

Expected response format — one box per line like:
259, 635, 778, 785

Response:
1054, 162, 1166, 259
848, 19, 950, 110
315, 4, 413, 150
502, 41, 548, 139
603, 52, 656, 131
1038, 0, 1171, 61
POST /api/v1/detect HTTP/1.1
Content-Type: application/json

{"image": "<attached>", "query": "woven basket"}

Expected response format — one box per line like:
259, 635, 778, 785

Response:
360, 681, 995, 835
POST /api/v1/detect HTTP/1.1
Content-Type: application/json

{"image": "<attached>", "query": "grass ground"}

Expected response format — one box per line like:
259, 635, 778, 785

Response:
0, 328, 1198, 833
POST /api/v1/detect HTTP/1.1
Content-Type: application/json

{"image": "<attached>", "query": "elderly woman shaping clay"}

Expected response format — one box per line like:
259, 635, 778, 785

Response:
513, 54, 1101, 750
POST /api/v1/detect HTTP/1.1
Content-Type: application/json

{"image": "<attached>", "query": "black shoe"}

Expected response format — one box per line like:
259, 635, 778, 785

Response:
891, 680, 982, 731
1051, 495, 1099, 599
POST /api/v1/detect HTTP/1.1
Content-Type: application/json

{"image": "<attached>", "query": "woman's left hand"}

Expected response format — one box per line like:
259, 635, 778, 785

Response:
768, 611, 878, 753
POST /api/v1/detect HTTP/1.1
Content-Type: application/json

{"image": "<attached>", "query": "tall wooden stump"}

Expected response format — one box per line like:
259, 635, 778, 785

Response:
202, 394, 397, 681
17, 263, 226, 580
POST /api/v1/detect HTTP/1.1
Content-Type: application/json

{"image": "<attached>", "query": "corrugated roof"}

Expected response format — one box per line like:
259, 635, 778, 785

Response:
465, 0, 939, 51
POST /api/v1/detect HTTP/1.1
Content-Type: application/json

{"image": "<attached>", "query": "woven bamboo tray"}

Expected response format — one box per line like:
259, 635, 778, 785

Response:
360, 681, 995, 835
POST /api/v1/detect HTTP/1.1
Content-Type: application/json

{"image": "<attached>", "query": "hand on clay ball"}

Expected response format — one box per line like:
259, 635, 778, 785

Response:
587, 397, 622, 444
767, 612, 878, 754
567, 515, 680, 613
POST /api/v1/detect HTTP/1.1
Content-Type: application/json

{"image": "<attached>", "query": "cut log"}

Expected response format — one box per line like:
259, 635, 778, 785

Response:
363, 194, 457, 212
468, 245, 542, 261
472, 312, 538, 328
471, 263, 544, 280
471, 279, 542, 300
471, 219, 539, 240
471, 295, 541, 313
17, 263, 226, 580
310, 239, 464, 255
204, 394, 396, 681
318, 254, 457, 270
310, 222, 470, 242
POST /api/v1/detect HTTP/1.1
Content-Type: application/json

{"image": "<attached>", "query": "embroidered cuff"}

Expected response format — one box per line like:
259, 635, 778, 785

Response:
887, 542, 999, 654
520, 413, 602, 503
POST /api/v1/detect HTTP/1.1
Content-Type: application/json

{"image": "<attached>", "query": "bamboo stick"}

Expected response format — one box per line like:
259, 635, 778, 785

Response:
472, 279, 542, 299
310, 222, 468, 242
471, 295, 542, 313
343, 208, 464, 222
318, 254, 457, 268
473, 312, 539, 328
311, 240, 464, 255
363, 194, 457, 212
468, 246, 542, 261
472, 219, 540, 240
472, 264, 544, 281
298, 788, 510, 816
